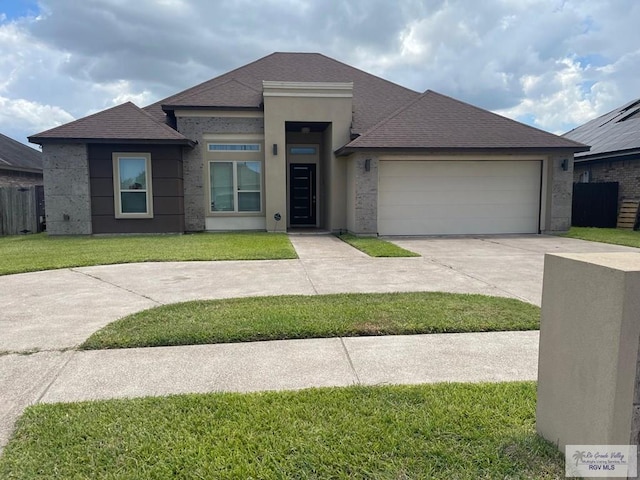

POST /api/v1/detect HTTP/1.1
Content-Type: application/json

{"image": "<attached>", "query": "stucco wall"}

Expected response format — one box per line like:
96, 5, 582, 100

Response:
537, 252, 640, 461
42, 144, 92, 235
176, 116, 264, 231
573, 157, 640, 201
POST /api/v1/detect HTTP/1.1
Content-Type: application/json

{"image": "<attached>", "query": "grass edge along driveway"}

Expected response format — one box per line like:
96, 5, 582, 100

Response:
81, 292, 540, 350
0, 232, 297, 275
0, 382, 564, 479
562, 226, 640, 248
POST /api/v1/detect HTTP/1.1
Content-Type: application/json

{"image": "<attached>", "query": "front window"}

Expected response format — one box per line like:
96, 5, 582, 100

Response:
113, 153, 153, 218
210, 161, 261, 213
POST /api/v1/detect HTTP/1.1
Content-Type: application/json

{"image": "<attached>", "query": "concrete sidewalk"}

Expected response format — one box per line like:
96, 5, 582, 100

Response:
1, 234, 637, 454
0, 331, 538, 452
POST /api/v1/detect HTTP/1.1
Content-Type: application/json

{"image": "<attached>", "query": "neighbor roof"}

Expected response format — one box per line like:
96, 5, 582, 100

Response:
0, 132, 42, 172
146, 52, 420, 135
564, 98, 640, 160
29, 102, 195, 146
339, 90, 589, 154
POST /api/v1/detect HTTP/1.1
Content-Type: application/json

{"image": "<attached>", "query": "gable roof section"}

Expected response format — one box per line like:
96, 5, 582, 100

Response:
162, 78, 263, 110
146, 52, 420, 134
563, 98, 640, 160
29, 102, 194, 146
0, 133, 42, 172
339, 90, 589, 154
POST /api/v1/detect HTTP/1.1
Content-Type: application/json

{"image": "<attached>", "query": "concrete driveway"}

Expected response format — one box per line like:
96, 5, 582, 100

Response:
0, 234, 637, 453
1, 234, 636, 353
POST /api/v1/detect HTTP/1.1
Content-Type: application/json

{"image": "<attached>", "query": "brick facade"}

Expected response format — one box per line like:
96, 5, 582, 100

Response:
573, 156, 640, 201
176, 116, 264, 231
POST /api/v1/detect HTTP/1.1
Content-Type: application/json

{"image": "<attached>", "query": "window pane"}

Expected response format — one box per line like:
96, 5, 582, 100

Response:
238, 192, 261, 212
290, 147, 317, 155
237, 162, 261, 191
119, 158, 147, 190
210, 162, 234, 211
121, 192, 147, 213
208, 144, 260, 151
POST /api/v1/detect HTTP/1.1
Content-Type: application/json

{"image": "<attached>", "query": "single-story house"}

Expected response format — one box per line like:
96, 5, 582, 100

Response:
0, 132, 43, 187
565, 98, 640, 201
29, 52, 587, 236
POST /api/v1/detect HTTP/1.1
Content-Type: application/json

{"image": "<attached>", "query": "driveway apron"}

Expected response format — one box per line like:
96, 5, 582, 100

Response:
0, 234, 637, 454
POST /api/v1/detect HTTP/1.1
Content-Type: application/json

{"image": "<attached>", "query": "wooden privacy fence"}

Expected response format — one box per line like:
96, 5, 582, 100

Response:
0, 185, 45, 235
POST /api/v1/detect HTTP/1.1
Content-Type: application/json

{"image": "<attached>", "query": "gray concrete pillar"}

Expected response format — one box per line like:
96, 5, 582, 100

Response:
537, 252, 640, 479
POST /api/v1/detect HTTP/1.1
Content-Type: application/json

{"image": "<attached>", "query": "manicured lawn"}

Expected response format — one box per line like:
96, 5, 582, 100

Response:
0, 382, 564, 479
337, 233, 419, 257
81, 292, 539, 350
562, 227, 640, 248
0, 232, 297, 275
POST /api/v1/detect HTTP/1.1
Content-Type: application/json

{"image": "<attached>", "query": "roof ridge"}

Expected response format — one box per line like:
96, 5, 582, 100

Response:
134, 102, 189, 139
310, 52, 419, 96
145, 52, 280, 112
428, 90, 587, 148
32, 101, 134, 137
163, 76, 262, 106
349, 90, 434, 143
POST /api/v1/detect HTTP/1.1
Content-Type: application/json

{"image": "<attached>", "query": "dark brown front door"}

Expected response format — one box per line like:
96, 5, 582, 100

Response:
289, 163, 317, 226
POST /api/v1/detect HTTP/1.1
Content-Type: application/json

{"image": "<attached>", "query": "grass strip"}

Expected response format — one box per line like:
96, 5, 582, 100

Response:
0, 232, 296, 275
562, 227, 640, 248
81, 292, 539, 350
0, 382, 564, 479
337, 233, 419, 257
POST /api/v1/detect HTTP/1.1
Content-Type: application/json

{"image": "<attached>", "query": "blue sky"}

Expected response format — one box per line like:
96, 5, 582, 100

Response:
0, 0, 38, 21
1, 0, 639, 147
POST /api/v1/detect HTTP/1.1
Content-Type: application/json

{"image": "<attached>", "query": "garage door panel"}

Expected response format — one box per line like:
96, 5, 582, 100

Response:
379, 202, 537, 218
379, 187, 539, 206
378, 160, 541, 235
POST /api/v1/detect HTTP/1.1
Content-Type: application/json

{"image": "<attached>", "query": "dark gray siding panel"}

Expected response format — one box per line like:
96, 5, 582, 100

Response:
88, 144, 185, 234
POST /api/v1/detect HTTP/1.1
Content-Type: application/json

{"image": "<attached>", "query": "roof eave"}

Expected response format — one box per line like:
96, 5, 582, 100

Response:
335, 145, 590, 157
161, 105, 263, 113
575, 148, 640, 162
28, 137, 196, 148
0, 164, 43, 174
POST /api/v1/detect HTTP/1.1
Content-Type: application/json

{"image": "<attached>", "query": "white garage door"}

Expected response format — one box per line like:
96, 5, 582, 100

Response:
378, 160, 541, 235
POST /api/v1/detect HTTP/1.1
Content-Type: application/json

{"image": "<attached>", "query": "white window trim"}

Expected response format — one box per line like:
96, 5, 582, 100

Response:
209, 160, 263, 215
112, 153, 154, 219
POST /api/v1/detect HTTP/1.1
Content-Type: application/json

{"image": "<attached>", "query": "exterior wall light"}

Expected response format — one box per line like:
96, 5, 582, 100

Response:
365, 158, 371, 172
272, 144, 278, 155
561, 158, 569, 171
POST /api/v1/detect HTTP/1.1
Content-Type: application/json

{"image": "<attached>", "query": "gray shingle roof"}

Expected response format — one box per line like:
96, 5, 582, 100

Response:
341, 90, 588, 152
563, 98, 640, 159
0, 132, 42, 172
29, 102, 194, 145
146, 52, 420, 135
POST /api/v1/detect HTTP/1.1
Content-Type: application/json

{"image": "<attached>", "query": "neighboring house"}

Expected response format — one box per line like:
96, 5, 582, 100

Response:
0, 133, 43, 186
565, 98, 640, 202
29, 52, 587, 236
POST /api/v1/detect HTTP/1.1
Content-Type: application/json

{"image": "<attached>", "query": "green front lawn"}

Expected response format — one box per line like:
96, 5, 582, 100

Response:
81, 292, 539, 350
562, 227, 640, 248
0, 232, 297, 275
337, 233, 419, 257
0, 382, 564, 479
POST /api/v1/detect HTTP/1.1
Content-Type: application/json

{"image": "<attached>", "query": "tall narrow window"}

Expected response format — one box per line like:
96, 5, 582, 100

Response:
113, 153, 153, 218
210, 161, 262, 213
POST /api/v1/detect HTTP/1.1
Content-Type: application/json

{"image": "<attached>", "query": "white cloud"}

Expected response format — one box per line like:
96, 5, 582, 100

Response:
0, 0, 639, 145
0, 96, 74, 139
